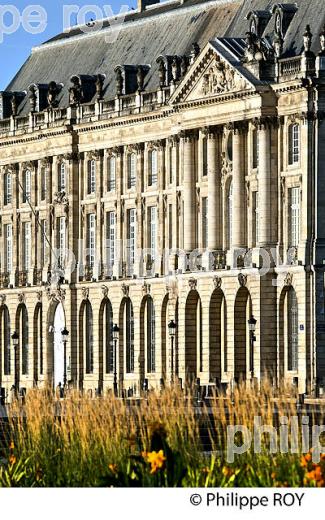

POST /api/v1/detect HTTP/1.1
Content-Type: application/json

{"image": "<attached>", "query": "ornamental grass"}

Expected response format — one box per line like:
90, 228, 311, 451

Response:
0, 381, 324, 487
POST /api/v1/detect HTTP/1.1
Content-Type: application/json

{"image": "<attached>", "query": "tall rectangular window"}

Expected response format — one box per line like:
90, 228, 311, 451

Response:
57, 217, 66, 268
107, 211, 116, 269
58, 163, 66, 192
168, 204, 173, 250
23, 169, 31, 203
288, 124, 300, 165
253, 192, 259, 246
148, 206, 157, 261
5, 224, 13, 273
127, 153, 136, 189
148, 149, 158, 186
202, 197, 208, 248
87, 213, 96, 268
41, 220, 47, 268
4, 172, 12, 205
22, 222, 31, 271
252, 129, 259, 169
127, 209, 136, 267
88, 160, 96, 194
202, 138, 208, 176
41, 167, 47, 201
108, 156, 116, 191
288, 187, 300, 247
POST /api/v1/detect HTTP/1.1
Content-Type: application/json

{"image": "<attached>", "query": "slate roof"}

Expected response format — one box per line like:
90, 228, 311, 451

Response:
5, 0, 241, 114
226, 0, 325, 56
4, 0, 325, 116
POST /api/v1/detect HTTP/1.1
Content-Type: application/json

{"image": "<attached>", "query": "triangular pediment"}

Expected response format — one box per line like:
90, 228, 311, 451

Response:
170, 40, 257, 105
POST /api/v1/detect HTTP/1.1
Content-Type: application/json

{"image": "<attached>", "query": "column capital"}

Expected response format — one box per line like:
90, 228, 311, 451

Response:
178, 129, 198, 142
106, 146, 123, 157
39, 157, 53, 167
252, 116, 279, 130
233, 121, 249, 135
167, 135, 180, 147
201, 125, 223, 139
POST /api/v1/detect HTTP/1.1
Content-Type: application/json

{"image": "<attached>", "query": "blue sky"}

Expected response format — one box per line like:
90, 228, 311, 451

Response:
0, 0, 137, 89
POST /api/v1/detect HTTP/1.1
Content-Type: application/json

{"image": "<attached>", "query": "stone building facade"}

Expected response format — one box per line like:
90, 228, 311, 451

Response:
0, 0, 325, 399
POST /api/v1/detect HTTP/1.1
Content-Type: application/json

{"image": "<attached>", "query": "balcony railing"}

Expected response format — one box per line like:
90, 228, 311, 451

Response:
279, 56, 302, 80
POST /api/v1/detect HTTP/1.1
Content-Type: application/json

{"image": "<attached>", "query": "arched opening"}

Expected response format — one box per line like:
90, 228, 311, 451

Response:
79, 300, 94, 376
279, 286, 299, 377
33, 303, 43, 385
161, 295, 169, 380
0, 306, 11, 377
234, 287, 252, 382
209, 288, 226, 382
119, 298, 134, 385
16, 304, 29, 377
140, 295, 157, 382
185, 290, 202, 383
53, 303, 65, 387
99, 298, 114, 386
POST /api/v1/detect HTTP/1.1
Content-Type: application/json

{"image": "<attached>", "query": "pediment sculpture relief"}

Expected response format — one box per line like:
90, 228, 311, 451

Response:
201, 59, 248, 97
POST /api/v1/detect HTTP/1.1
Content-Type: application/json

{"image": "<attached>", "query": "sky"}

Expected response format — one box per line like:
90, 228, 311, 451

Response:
0, 0, 138, 90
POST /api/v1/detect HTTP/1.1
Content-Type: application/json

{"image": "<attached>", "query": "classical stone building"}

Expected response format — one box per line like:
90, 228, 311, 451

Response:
0, 0, 325, 399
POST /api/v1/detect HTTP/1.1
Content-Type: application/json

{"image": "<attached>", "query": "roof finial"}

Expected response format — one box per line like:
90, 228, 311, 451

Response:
303, 24, 313, 54
319, 24, 325, 55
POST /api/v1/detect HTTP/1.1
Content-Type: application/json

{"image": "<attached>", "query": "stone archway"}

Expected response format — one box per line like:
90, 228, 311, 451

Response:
209, 288, 226, 382
234, 287, 251, 382
185, 290, 202, 383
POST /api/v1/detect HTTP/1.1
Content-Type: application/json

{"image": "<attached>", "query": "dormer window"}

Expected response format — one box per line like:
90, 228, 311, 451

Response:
272, 4, 298, 39
246, 10, 271, 38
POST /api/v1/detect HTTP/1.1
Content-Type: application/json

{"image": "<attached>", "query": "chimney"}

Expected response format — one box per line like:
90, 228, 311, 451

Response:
138, 0, 159, 13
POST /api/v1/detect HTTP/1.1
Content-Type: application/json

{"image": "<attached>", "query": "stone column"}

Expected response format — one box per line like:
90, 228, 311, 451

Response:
182, 131, 197, 252
207, 128, 222, 251
258, 118, 272, 247
232, 123, 247, 249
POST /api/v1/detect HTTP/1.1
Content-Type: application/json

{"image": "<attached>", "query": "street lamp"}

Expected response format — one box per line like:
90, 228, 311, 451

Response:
12, 331, 19, 393
112, 324, 119, 397
168, 320, 177, 383
61, 327, 69, 389
248, 315, 257, 379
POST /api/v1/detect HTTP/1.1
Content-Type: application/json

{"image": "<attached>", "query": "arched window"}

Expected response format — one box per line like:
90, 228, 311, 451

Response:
288, 123, 300, 165
4, 172, 12, 205
197, 298, 203, 372
88, 160, 96, 194
108, 156, 116, 191
127, 153, 136, 189
58, 163, 66, 192
84, 302, 94, 374
147, 297, 156, 373
104, 300, 113, 374
1, 306, 11, 375
34, 304, 43, 379
148, 149, 158, 186
126, 299, 134, 373
287, 289, 298, 371
227, 181, 233, 249
23, 169, 31, 203
17, 305, 29, 375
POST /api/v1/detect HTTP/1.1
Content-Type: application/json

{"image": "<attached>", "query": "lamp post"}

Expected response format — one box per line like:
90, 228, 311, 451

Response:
12, 331, 19, 393
61, 327, 69, 389
112, 324, 119, 397
168, 320, 177, 383
248, 315, 257, 380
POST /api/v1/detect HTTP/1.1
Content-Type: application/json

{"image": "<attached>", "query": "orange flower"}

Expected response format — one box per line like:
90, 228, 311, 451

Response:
222, 466, 234, 478
108, 464, 118, 474
9, 441, 15, 451
8, 454, 16, 465
144, 450, 166, 474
